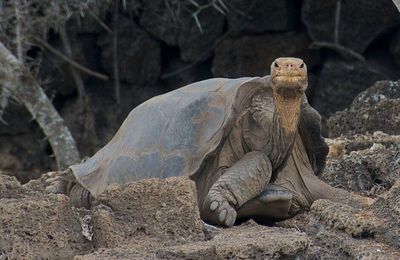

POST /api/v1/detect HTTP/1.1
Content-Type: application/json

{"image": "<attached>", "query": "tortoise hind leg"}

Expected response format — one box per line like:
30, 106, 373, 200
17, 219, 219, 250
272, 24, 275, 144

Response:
45, 169, 93, 208
237, 184, 294, 224
301, 173, 375, 209
69, 184, 92, 209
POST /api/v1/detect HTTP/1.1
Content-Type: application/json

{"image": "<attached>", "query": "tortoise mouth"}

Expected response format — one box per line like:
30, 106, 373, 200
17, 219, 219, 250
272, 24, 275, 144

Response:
271, 75, 308, 96
271, 75, 307, 86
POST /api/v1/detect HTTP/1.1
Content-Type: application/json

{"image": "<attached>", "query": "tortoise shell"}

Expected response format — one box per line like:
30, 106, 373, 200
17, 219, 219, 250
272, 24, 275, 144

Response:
70, 77, 271, 197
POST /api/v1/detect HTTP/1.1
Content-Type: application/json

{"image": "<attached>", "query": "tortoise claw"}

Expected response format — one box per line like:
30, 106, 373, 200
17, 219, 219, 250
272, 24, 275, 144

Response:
214, 201, 236, 227
45, 179, 68, 194
45, 184, 59, 194
210, 201, 219, 211
218, 209, 227, 222
45, 176, 61, 184
43, 169, 76, 195
45, 171, 59, 178
225, 210, 236, 227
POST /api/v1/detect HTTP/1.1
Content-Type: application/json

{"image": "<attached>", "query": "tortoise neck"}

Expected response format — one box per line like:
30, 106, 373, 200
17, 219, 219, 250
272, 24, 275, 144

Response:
272, 92, 302, 135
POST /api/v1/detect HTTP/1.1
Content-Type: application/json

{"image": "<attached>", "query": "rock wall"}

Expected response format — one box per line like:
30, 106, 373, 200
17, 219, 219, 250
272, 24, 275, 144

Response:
0, 0, 400, 180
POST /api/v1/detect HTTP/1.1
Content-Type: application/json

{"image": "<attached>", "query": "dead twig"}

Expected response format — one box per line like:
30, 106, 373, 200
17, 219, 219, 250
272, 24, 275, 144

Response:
188, 0, 229, 33
311, 41, 365, 62
334, 0, 342, 44
35, 37, 109, 81
161, 0, 257, 79
86, 8, 112, 34
14, 0, 23, 62
112, 0, 121, 105
59, 25, 86, 102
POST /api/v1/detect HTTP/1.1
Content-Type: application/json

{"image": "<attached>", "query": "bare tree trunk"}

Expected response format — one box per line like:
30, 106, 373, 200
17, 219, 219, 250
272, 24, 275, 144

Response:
0, 41, 81, 169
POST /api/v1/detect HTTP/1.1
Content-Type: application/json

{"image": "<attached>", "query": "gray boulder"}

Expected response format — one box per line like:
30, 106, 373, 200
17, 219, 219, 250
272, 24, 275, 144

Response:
302, 0, 400, 54
139, 0, 224, 62
328, 80, 400, 136
97, 16, 161, 85
322, 132, 400, 195
312, 58, 387, 117
212, 31, 320, 78
226, 0, 300, 34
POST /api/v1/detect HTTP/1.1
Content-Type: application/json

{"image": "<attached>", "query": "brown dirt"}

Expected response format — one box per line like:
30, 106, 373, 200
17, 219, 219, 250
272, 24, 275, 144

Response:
1, 132, 400, 259
0, 175, 92, 259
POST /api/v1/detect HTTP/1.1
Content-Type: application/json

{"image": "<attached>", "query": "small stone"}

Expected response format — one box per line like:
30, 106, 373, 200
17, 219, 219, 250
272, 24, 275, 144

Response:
370, 143, 385, 151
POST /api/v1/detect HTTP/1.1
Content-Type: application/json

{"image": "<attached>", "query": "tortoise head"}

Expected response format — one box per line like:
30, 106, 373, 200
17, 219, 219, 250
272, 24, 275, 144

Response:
270, 57, 308, 98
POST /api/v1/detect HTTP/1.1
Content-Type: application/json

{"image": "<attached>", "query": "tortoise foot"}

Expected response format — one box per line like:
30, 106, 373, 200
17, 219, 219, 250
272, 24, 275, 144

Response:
201, 190, 237, 227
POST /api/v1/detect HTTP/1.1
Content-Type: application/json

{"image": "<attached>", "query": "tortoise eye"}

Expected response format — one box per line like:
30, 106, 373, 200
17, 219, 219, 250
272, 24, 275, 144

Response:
299, 63, 305, 68
274, 62, 279, 68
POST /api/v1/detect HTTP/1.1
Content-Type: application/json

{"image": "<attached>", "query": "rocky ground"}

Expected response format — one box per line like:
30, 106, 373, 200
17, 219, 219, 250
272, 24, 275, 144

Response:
0, 80, 399, 259
1, 0, 400, 181
1, 135, 399, 259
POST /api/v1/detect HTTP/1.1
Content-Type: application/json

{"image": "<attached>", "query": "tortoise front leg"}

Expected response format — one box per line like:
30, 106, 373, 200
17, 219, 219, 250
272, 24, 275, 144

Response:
201, 151, 272, 227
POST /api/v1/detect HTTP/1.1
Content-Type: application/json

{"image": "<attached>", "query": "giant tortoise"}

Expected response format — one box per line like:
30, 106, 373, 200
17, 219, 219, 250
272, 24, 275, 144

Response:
46, 57, 372, 227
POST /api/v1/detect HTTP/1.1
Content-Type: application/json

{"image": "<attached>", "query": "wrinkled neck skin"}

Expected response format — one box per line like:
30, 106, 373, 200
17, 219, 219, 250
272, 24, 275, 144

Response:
272, 91, 302, 135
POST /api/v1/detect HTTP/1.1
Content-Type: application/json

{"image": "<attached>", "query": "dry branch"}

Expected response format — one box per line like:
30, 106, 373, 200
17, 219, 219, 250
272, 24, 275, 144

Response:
14, 0, 24, 62
36, 37, 109, 81
334, 0, 341, 44
161, 0, 256, 79
59, 25, 86, 101
311, 41, 365, 62
112, 0, 121, 105
86, 8, 113, 34
0, 41, 80, 169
